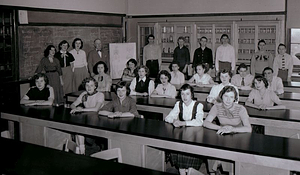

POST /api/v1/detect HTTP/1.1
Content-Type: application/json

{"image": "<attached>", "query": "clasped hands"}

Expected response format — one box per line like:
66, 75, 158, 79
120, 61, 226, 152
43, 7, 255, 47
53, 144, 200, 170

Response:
108, 112, 123, 118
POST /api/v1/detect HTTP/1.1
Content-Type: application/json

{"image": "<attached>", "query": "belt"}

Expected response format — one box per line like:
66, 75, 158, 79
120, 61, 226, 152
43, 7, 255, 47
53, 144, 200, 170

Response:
147, 59, 158, 62
46, 70, 57, 73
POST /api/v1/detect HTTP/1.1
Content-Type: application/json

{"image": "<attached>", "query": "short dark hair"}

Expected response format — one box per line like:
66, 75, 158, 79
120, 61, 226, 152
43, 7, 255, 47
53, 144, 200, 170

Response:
179, 84, 195, 100
72, 38, 83, 49
253, 75, 268, 88
257, 40, 266, 50
82, 77, 98, 89
218, 69, 233, 78
158, 70, 171, 83
126, 59, 137, 67
177, 36, 185, 42
262, 67, 274, 75
44, 45, 56, 57
137, 65, 150, 76
195, 63, 209, 74
277, 43, 286, 52
115, 81, 130, 96
221, 34, 229, 39
218, 86, 238, 103
93, 61, 109, 74
58, 40, 70, 50
199, 36, 208, 41
169, 61, 180, 71
33, 73, 49, 86
236, 63, 248, 73
147, 34, 155, 40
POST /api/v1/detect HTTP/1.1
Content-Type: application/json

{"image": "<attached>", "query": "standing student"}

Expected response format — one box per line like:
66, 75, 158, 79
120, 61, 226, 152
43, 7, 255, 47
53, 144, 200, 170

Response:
188, 63, 214, 86
87, 38, 107, 77
192, 36, 213, 69
55, 40, 75, 95
151, 70, 177, 98
121, 58, 138, 82
35, 45, 64, 106
164, 84, 204, 174
70, 77, 105, 155
245, 75, 285, 110
215, 34, 235, 73
93, 61, 112, 92
70, 38, 89, 91
129, 65, 155, 96
273, 43, 294, 81
169, 61, 185, 85
207, 69, 239, 104
263, 67, 284, 95
231, 63, 254, 90
143, 34, 162, 78
20, 73, 54, 106
173, 36, 190, 74
250, 40, 274, 76
99, 81, 141, 118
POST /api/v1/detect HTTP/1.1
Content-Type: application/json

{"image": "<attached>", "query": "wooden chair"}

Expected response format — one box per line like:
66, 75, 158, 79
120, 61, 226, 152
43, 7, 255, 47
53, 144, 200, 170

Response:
64, 139, 122, 163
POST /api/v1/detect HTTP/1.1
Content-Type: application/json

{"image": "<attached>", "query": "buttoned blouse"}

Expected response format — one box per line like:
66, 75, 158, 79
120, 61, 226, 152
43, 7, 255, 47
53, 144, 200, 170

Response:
170, 71, 185, 85
192, 73, 212, 84
73, 91, 104, 108
154, 83, 177, 98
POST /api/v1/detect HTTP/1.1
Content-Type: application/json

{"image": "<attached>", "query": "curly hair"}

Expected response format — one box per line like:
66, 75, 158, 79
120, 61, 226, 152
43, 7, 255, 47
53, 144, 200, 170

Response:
158, 70, 171, 83
137, 65, 150, 77
44, 45, 56, 57
178, 84, 195, 100
33, 73, 49, 86
72, 38, 83, 49
93, 61, 109, 74
81, 77, 98, 89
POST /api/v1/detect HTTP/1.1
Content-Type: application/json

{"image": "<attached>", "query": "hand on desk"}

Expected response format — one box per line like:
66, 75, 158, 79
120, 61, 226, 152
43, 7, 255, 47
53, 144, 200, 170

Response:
70, 107, 83, 114
173, 120, 186, 127
216, 125, 234, 135
107, 112, 122, 118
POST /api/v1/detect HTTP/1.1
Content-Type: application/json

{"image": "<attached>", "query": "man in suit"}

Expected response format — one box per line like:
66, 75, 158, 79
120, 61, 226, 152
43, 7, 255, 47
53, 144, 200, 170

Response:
87, 38, 109, 76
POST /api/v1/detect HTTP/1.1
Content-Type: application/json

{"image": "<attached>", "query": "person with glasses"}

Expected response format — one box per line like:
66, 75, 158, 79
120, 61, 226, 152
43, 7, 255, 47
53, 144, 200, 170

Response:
231, 63, 254, 90
262, 67, 284, 95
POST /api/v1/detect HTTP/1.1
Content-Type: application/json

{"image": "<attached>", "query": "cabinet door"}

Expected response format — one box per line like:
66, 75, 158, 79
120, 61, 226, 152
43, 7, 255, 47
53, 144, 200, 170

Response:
160, 24, 175, 59
138, 23, 155, 65
237, 24, 256, 66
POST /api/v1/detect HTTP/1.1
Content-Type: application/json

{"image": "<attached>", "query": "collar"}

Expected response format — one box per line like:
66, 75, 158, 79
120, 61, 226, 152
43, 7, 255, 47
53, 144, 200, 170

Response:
60, 50, 67, 54
139, 76, 146, 82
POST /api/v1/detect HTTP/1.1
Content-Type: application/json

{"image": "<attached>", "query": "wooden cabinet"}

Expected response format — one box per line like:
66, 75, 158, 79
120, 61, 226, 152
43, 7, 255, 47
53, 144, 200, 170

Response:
137, 23, 155, 65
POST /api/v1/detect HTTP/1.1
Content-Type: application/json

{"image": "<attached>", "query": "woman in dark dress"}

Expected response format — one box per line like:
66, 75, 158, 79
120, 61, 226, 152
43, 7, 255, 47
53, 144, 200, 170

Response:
35, 45, 64, 106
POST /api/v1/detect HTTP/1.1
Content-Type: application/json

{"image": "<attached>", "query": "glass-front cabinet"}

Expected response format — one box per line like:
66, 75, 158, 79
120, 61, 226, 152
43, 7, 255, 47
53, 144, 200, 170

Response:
137, 23, 155, 65
0, 9, 17, 82
235, 22, 280, 66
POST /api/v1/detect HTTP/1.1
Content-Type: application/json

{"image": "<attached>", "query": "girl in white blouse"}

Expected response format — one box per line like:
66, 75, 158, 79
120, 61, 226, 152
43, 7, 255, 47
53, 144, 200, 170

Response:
188, 63, 214, 86
151, 70, 177, 98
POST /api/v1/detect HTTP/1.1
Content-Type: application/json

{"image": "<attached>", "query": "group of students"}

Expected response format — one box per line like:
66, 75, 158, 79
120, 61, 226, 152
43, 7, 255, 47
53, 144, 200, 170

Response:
29, 38, 111, 106
19, 34, 292, 175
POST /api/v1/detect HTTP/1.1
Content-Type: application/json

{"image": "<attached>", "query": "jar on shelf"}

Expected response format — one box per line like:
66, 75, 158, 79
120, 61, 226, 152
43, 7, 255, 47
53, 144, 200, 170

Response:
169, 35, 173, 42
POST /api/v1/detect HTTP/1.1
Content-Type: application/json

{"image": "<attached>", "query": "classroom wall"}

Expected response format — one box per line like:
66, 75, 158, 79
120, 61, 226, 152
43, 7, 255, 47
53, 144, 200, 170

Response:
286, 0, 300, 29
127, 0, 285, 15
0, 0, 127, 14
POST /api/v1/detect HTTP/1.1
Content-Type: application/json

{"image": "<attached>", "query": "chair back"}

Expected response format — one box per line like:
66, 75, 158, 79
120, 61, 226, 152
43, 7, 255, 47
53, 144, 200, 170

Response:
91, 148, 122, 163
65, 139, 80, 154
1, 131, 11, 139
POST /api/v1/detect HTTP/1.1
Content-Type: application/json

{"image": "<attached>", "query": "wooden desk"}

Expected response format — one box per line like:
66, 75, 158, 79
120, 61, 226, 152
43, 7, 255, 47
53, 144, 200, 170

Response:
65, 91, 300, 138
283, 81, 300, 93
2, 137, 171, 175
1, 106, 300, 175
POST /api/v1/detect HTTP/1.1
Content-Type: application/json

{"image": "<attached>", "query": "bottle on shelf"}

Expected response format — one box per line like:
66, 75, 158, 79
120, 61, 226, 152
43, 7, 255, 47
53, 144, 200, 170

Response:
169, 35, 173, 42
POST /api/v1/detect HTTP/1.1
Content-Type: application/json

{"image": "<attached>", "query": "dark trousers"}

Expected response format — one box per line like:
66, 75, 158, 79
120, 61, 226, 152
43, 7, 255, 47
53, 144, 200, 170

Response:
146, 59, 159, 78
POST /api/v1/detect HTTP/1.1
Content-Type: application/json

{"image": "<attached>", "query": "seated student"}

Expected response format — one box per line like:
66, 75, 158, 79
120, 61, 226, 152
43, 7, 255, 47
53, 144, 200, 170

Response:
121, 58, 138, 82
169, 61, 185, 85
20, 73, 54, 106
151, 70, 177, 98
70, 77, 105, 155
207, 69, 239, 104
273, 43, 294, 81
93, 61, 112, 92
188, 63, 214, 86
262, 67, 284, 95
164, 84, 204, 174
99, 81, 141, 118
204, 86, 252, 134
231, 63, 254, 90
204, 86, 251, 174
129, 65, 155, 96
245, 75, 286, 110
70, 77, 104, 114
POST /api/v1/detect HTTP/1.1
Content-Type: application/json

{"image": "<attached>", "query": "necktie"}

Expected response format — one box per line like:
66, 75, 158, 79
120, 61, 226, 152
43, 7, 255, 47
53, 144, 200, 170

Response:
97, 50, 102, 57
282, 55, 285, 69
241, 78, 245, 86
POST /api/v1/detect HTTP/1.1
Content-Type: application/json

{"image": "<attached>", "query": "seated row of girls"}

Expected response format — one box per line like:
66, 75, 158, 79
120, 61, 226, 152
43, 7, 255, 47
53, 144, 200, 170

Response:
164, 84, 251, 174
70, 77, 141, 154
